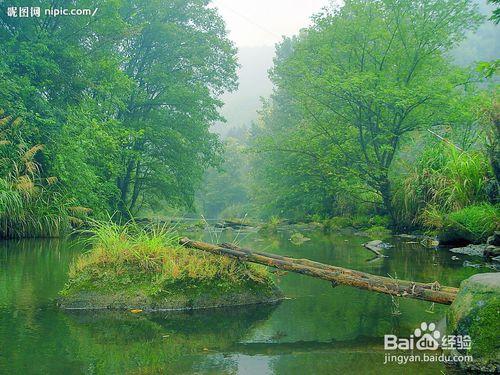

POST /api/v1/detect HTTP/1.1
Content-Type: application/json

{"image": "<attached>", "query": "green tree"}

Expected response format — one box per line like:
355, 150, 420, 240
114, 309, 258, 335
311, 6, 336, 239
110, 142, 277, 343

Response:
114, 0, 238, 217
0, 0, 237, 222
489, 0, 500, 23
258, 0, 483, 219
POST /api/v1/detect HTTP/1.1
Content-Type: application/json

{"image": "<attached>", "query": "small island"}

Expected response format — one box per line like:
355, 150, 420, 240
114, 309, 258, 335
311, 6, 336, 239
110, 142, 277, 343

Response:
58, 222, 282, 311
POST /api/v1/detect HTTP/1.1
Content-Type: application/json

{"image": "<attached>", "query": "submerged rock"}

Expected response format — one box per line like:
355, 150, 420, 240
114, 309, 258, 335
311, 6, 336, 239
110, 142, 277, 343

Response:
447, 273, 500, 372
58, 285, 283, 311
450, 244, 488, 257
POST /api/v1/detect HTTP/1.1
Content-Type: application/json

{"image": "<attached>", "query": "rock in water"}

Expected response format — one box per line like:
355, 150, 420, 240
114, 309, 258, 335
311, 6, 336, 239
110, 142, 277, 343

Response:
449, 244, 487, 257
420, 236, 439, 248
484, 245, 500, 260
447, 273, 500, 372
290, 232, 311, 245
362, 240, 392, 257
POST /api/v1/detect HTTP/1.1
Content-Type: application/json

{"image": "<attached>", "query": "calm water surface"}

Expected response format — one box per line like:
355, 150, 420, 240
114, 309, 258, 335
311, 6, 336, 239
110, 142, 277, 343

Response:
0, 229, 491, 374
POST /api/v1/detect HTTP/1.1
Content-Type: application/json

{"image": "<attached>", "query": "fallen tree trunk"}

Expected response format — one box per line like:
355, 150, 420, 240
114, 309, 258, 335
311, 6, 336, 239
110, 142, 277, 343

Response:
215, 220, 253, 229
179, 238, 458, 305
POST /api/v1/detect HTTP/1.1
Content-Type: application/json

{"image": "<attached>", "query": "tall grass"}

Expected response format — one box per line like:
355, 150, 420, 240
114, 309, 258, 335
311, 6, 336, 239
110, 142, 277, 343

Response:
0, 113, 88, 238
392, 143, 494, 229
72, 220, 270, 286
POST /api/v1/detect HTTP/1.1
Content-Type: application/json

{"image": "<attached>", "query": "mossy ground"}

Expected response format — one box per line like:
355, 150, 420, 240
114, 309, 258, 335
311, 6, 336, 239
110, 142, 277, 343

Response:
58, 222, 282, 310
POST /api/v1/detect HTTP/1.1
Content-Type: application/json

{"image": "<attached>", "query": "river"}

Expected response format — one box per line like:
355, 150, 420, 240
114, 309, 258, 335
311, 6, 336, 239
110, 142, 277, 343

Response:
0, 229, 491, 374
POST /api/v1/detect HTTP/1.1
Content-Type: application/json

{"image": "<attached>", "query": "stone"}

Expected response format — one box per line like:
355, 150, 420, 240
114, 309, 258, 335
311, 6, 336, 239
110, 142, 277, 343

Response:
450, 244, 488, 257
290, 232, 311, 245
420, 236, 439, 248
484, 245, 500, 259
487, 232, 500, 247
447, 273, 500, 372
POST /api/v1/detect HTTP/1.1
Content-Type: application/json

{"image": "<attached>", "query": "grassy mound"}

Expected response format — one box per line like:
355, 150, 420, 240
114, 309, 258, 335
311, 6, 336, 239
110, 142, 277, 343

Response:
58, 222, 282, 311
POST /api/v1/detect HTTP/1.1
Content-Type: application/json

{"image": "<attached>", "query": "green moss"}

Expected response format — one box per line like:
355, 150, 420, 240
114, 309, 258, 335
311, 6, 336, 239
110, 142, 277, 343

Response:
447, 273, 500, 372
467, 299, 500, 360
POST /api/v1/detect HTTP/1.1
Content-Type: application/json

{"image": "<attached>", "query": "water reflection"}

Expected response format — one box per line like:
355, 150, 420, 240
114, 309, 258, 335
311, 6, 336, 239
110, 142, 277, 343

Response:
0, 230, 488, 374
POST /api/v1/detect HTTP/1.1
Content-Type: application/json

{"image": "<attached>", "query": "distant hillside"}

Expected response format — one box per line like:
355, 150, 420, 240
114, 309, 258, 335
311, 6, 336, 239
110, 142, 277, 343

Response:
451, 0, 499, 66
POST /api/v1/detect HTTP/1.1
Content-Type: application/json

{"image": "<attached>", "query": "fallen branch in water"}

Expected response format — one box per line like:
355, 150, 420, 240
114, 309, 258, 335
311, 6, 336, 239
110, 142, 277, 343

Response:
179, 238, 458, 305
362, 240, 386, 257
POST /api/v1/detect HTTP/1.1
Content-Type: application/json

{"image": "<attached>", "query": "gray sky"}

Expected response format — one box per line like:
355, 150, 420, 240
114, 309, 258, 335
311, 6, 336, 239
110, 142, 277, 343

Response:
211, 0, 336, 47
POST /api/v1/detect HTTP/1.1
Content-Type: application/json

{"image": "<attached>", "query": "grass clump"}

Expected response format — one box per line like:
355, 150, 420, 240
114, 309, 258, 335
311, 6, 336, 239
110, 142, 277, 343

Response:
393, 143, 496, 235
423, 203, 500, 244
59, 221, 281, 310
0, 114, 88, 238
259, 216, 281, 234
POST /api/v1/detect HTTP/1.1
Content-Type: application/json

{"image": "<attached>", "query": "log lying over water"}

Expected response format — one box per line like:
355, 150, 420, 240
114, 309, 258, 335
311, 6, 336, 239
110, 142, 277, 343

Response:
179, 238, 458, 305
215, 220, 253, 229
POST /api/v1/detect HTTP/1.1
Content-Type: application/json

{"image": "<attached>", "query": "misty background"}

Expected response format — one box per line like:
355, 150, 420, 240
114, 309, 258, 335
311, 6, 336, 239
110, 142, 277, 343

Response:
214, 0, 499, 139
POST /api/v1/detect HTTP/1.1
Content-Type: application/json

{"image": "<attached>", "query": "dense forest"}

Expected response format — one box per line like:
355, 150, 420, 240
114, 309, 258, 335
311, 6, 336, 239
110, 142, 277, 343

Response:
0, 0, 238, 237
200, 0, 500, 242
0, 0, 498, 241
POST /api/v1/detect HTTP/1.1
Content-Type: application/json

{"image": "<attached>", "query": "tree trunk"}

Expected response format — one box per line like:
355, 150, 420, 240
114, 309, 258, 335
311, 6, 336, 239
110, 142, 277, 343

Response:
179, 238, 458, 305
379, 178, 395, 221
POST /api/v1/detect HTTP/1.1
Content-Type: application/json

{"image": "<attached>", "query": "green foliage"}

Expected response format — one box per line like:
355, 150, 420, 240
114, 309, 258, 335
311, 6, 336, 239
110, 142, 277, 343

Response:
259, 216, 281, 234
393, 143, 494, 229
446, 204, 499, 243
322, 215, 391, 232
0, 114, 88, 238
0, 0, 237, 225
364, 226, 393, 239
421, 203, 499, 243
197, 137, 251, 219
251, 0, 486, 221
489, 0, 500, 23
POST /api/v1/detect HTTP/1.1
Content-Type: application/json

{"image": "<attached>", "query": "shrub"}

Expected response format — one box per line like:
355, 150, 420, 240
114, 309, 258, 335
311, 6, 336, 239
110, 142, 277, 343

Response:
392, 143, 494, 229
0, 115, 88, 238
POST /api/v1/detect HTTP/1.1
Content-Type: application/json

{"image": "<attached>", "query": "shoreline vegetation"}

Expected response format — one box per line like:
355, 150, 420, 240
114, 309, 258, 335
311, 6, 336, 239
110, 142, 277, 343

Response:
58, 222, 283, 311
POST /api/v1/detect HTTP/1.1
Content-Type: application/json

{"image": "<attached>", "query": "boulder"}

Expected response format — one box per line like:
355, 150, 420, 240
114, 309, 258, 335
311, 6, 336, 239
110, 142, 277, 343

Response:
362, 240, 391, 257
447, 273, 500, 372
